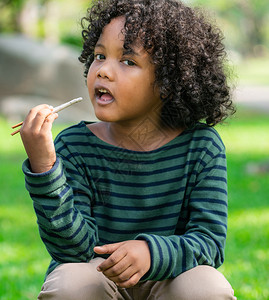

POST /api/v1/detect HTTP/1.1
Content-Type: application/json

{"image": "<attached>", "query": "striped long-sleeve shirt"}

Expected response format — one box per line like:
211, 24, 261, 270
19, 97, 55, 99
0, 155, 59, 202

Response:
22, 121, 228, 281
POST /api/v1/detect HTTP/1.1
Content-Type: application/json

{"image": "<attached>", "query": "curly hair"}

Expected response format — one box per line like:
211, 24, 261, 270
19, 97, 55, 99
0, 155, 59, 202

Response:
79, 0, 235, 128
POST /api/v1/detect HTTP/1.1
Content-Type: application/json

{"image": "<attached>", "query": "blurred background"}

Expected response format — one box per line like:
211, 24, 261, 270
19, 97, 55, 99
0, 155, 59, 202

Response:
0, 0, 269, 299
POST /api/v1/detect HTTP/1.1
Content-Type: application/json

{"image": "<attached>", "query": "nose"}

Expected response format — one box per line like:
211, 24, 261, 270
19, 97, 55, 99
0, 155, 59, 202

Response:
96, 60, 114, 81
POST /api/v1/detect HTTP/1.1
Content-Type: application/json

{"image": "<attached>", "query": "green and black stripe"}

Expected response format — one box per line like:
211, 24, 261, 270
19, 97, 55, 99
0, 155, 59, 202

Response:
23, 121, 228, 281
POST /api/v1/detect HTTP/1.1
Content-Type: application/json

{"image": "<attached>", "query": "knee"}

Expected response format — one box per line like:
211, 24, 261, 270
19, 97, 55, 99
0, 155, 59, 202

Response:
38, 259, 110, 300
167, 266, 236, 300
39, 280, 105, 300
44, 280, 106, 300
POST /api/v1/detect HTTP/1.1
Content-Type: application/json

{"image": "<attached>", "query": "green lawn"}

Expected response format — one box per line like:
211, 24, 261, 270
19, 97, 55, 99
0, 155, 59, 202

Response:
217, 108, 269, 300
0, 108, 269, 299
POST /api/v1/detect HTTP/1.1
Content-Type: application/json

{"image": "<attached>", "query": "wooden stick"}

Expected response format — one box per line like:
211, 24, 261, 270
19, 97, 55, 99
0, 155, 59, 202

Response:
11, 97, 83, 136
12, 121, 23, 129
11, 128, 22, 136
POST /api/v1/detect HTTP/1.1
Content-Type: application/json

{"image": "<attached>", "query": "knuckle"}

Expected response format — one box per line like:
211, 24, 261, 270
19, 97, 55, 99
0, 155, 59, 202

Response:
107, 268, 118, 277
113, 267, 121, 277
128, 252, 136, 262
31, 129, 40, 138
29, 108, 35, 114
19, 126, 27, 135
46, 115, 54, 122
21, 126, 33, 137
109, 256, 117, 265
129, 276, 139, 286
36, 111, 44, 118
118, 273, 128, 282
122, 278, 137, 288
38, 131, 47, 140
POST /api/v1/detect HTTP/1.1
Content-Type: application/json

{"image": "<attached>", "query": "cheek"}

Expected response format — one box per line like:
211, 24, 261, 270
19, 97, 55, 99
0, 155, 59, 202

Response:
86, 69, 95, 95
135, 76, 157, 99
125, 72, 152, 93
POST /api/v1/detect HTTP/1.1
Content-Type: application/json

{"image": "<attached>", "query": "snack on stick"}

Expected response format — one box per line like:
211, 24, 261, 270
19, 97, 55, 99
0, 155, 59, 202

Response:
11, 97, 83, 136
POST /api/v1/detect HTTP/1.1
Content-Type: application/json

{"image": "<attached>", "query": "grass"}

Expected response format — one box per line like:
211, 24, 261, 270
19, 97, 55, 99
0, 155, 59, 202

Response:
0, 120, 67, 299
218, 108, 269, 300
1, 108, 269, 299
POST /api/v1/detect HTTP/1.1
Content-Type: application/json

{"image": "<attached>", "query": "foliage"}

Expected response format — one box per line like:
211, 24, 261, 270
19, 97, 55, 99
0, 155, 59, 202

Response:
192, 0, 269, 56
0, 0, 88, 47
1, 0, 269, 56
0, 0, 26, 32
0, 108, 269, 299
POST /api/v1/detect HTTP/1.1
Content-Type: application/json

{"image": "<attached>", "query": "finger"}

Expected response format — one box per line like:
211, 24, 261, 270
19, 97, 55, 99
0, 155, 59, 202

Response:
41, 113, 58, 132
22, 105, 53, 134
102, 256, 131, 278
30, 107, 54, 132
116, 272, 141, 288
24, 104, 52, 125
106, 263, 135, 283
94, 242, 124, 255
97, 246, 127, 272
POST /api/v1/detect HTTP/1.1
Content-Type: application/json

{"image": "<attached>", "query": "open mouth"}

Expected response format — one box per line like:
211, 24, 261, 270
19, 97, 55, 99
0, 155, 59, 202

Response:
95, 88, 114, 104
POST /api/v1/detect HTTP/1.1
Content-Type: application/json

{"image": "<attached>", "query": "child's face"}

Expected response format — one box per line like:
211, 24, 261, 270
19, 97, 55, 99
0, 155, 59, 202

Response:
87, 16, 162, 126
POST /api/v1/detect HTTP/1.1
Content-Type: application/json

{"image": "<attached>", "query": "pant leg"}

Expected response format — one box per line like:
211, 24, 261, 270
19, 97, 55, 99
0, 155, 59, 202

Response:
37, 258, 125, 300
148, 266, 236, 300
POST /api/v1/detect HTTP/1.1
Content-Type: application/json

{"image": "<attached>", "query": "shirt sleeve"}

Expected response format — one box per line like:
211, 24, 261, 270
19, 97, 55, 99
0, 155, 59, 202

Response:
22, 153, 99, 264
135, 147, 228, 281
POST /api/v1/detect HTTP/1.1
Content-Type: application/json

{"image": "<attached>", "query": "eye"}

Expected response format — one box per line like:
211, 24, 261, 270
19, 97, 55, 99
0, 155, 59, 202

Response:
95, 54, 105, 60
122, 59, 136, 66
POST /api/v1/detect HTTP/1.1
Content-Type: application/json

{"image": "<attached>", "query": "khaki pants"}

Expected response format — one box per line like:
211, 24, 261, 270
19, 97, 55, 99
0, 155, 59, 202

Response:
38, 258, 236, 300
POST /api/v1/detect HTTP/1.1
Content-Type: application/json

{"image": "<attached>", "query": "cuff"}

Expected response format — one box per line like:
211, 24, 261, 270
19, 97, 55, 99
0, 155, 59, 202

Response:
135, 233, 175, 281
22, 157, 66, 195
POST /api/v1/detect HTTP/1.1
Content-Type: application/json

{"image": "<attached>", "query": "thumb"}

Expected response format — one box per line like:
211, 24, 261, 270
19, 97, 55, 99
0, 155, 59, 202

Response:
94, 242, 123, 255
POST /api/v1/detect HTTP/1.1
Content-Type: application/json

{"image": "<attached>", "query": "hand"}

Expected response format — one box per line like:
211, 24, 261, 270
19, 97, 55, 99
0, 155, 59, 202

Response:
20, 104, 58, 173
94, 240, 151, 288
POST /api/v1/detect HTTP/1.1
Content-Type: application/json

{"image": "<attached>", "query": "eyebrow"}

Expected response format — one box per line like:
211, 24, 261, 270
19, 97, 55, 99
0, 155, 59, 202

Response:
94, 43, 140, 56
94, 43, 105, 50
122, 46, 139, 56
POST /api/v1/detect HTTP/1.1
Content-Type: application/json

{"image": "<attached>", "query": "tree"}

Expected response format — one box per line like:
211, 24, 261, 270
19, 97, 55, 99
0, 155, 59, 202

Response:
0, 0, 27, 33
192, 0, 269, 57
0, 0, 86, 47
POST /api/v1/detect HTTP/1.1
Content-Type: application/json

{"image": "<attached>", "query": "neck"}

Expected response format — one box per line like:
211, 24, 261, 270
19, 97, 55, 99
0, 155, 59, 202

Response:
105, 119, 182, 151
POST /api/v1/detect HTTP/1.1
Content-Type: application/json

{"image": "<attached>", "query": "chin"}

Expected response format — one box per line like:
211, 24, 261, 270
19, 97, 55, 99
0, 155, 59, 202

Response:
94, 110, 115, 122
